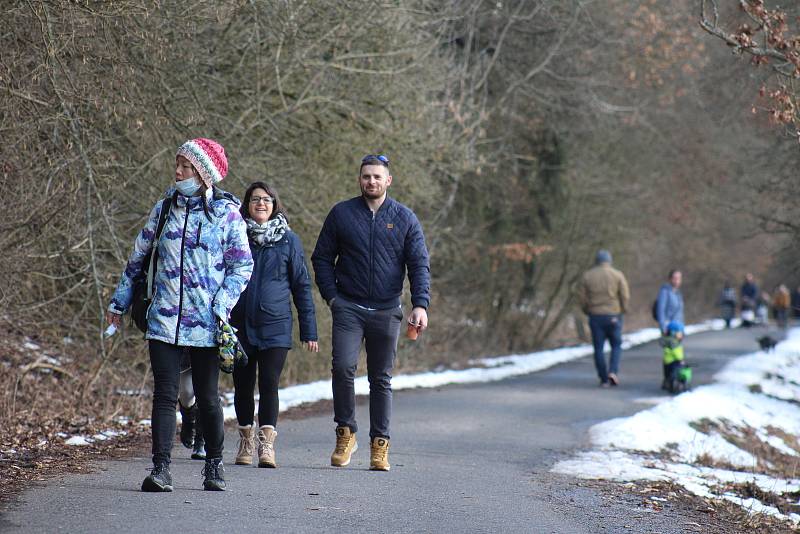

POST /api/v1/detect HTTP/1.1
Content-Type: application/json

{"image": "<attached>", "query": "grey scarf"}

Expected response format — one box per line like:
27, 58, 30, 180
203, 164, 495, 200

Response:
246, 213, 289, 246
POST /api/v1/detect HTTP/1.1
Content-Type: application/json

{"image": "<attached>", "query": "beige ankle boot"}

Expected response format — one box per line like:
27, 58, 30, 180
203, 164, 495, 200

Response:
234, 425, 255, 465
370, 437, 390, 471
330, 426, 358, 467
257, 425, 277, 468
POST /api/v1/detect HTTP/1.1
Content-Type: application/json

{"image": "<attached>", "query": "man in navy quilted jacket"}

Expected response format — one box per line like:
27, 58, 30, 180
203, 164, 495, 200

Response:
311, 154, 430, 471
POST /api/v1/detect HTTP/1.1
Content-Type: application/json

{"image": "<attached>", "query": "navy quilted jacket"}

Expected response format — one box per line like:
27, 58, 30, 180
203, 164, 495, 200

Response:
311, 196, 430, 310
230, 231, 317, 350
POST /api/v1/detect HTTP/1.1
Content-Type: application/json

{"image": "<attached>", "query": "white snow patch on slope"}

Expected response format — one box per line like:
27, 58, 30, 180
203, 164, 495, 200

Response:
553, 328, 800, 525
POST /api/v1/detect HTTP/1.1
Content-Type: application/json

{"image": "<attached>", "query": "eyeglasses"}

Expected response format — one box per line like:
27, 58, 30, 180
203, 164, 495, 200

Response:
250, 196, 274, 204
361, 154, 389, 167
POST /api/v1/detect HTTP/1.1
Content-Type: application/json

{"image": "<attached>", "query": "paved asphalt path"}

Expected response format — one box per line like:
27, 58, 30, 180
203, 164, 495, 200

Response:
0, 327, 774, 533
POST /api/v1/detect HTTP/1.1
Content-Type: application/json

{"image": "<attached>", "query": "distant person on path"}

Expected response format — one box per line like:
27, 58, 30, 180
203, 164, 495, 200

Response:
656, 269, 684, 335
230, 182, 318, 469
106, 139, 253, 492
659, 321, 692, 394
740, 273, 759, 327
311, 154, 431, 471
577, 250, 630, 387
719, 282, 737, 329
772, 285, 790, 328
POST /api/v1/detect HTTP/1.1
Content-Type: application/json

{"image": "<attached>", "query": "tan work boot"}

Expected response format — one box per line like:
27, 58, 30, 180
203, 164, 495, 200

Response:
234, 425, 255, 465
330, 426, 358, 467
370, 437, 390, 471
257, 425, 277, 468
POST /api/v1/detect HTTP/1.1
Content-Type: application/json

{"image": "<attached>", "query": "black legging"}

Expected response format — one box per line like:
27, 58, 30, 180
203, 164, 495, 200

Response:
149, 340, 224, 464
233, 345, 289, 427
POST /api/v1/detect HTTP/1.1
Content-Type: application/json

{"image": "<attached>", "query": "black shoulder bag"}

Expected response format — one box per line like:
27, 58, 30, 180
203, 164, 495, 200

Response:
130, 198, 172, 333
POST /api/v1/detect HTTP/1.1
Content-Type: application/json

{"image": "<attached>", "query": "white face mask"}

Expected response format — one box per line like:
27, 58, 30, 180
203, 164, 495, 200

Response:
175, 176, 201, 196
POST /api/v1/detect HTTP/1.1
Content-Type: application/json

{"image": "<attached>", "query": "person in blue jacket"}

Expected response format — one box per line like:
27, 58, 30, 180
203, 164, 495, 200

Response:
311, 154, 431, 472
656, 269, 685, 334
230, 181, 318, 469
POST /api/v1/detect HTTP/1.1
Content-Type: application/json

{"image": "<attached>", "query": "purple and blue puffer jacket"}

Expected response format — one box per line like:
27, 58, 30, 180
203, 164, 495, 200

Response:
109, 187, 253, 347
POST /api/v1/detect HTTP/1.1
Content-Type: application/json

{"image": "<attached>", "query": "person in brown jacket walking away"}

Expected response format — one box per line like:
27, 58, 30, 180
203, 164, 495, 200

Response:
772, 285, 791, 328
577, 250, 630, 387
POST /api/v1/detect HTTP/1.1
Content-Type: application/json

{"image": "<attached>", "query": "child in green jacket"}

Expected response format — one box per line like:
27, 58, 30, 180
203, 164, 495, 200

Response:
660, 321, 691, 393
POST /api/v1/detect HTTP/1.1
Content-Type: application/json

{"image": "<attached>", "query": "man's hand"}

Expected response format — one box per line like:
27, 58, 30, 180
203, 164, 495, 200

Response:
105, 311, 121, 327
304, 341, 320, 352
408, 307, 428, 331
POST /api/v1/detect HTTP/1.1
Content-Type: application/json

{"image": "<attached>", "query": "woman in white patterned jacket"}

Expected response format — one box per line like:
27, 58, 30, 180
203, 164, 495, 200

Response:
106, 138, 253, 493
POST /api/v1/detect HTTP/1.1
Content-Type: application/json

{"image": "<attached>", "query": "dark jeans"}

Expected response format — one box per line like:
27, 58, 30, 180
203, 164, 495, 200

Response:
588, 314, 623, 383
149, 340, 224, 464
330, 297, 403, 439
233, 343, 289, 427
775, 309, 788, 328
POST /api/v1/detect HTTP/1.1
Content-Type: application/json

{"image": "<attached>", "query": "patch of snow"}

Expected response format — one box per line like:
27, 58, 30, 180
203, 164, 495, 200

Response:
92, 430, 125, 441
65, 436, 93, 446
553, 327, 800, 525
22, 340, 41, 351
41, 355, 62, 366
757, 430, 798, 457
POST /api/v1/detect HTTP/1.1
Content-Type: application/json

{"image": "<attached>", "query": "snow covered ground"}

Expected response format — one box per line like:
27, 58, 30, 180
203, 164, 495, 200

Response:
553, 327, 800, 524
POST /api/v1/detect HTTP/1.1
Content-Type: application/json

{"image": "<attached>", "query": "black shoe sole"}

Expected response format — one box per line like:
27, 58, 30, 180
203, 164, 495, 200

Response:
203, 482, 226, 491
191, 452, 206, 460
141, 477, 173, 492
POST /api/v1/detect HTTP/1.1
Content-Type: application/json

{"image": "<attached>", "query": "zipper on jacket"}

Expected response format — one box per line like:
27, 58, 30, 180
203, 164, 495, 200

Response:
174, 207, 190, 344
196, 221, 202, 245
368, 209, 376, 307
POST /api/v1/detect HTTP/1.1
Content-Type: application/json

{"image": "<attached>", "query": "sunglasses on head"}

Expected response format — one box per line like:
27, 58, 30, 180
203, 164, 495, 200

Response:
361, 154, 389, 167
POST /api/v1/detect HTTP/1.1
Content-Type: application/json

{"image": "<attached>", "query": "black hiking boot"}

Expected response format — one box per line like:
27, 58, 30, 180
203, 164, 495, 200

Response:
179, 402, 197, 449
202, 458, 226, 491
191, 416, 206, 460
141, 462, 173, 492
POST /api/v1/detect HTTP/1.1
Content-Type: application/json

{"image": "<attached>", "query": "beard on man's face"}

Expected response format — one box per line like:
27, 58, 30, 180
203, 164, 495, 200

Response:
361, 185, 385, 199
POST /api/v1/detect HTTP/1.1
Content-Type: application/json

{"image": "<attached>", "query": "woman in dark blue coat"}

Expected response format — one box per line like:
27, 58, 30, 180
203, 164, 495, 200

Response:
230, 181, 318, 468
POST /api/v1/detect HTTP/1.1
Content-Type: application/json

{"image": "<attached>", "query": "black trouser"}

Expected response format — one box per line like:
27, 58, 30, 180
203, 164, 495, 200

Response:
232, 343, 289, 428
149, 340, 223, 464
330, 297, 402, 439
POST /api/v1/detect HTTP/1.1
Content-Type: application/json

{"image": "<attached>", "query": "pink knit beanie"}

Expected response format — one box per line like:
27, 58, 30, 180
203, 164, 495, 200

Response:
176, 138, 228, 188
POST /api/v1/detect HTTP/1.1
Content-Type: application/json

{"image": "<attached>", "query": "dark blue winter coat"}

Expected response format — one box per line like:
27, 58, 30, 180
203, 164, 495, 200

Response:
230, 231, 317, 350
311, 196, 431, 310
740, 281, 759, 309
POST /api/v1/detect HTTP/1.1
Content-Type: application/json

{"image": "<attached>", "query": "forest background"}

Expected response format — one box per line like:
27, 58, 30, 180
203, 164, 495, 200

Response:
2, 0, 799, 431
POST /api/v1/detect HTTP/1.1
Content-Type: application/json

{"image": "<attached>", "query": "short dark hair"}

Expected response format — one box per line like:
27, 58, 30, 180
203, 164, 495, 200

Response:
668, 269, 681, 279
359, 154, 390, 173
240, 181, 287, 222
